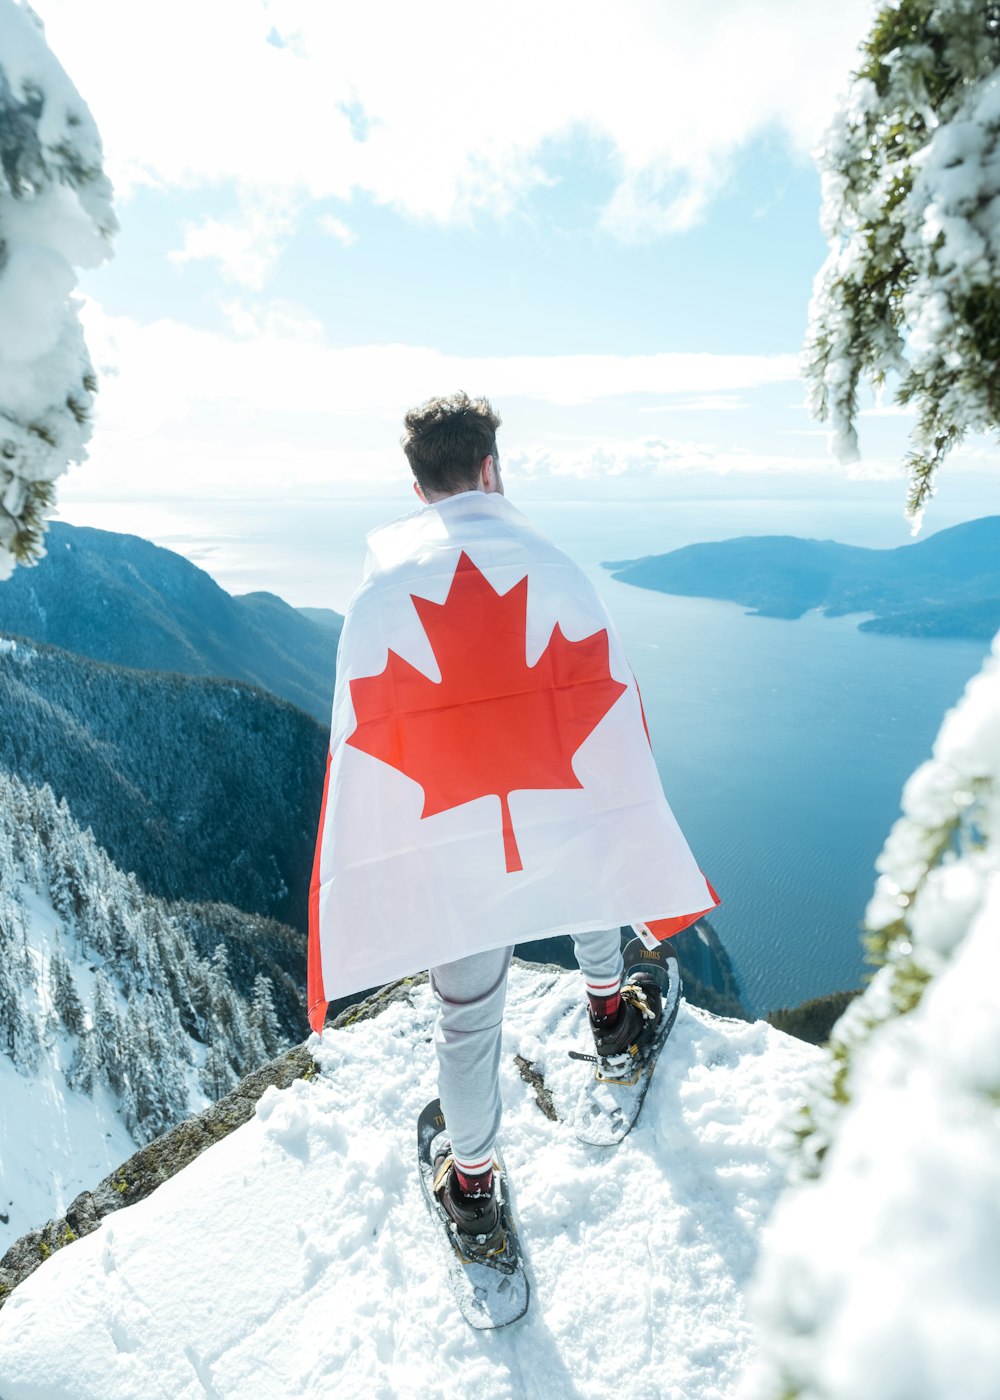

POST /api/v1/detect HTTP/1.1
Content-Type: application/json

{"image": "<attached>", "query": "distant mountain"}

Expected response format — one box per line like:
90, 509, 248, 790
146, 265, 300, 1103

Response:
298, 606, 345, 634
606, 516, 1000, 640
856, 598, 1000, 639
0, 523, 341, 722
0, 634, 326, 929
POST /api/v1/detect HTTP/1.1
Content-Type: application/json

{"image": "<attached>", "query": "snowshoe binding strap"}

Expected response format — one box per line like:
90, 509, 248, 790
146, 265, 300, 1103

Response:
621, 982, 658, 1023
569, 980, 662, 1085
432, 1153, 455, 1197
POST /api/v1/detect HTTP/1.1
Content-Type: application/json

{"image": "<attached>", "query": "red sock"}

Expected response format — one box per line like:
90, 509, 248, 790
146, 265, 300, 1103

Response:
454, 1164, 493, 1197
588, 990, 621, 1022
587, 976, 622, 1022
453, 1150, 494, 1197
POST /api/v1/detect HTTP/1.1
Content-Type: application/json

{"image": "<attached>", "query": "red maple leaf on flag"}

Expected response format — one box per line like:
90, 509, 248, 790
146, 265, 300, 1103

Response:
347, 551, 628, 873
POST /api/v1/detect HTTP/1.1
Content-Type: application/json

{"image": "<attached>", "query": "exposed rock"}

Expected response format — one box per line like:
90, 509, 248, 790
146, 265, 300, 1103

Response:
515, 1054, 559, 1122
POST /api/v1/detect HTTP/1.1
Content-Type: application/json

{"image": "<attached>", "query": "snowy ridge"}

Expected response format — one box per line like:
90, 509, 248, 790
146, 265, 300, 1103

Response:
0, 964, 819, 1399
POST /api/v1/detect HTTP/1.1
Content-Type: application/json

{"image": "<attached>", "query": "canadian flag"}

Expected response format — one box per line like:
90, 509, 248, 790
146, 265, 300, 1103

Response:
308, 493, 718, 1030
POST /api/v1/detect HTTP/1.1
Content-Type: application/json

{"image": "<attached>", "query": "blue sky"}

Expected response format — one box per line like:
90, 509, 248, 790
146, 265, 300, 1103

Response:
30, 0, 1000, 600
87, 131, 825, 358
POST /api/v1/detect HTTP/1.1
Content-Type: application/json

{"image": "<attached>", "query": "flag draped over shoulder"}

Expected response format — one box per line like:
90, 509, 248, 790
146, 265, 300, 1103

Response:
308, 493, 718, 1030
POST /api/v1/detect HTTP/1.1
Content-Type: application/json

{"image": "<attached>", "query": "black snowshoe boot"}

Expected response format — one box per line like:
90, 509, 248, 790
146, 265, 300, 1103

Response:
431, 1147, 506, 1259
589, 974, 663, 1084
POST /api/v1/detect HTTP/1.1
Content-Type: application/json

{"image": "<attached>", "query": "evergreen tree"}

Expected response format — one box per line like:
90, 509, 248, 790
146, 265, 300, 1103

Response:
47, 839, 76, 923
66, 1026, 97, 1096
155, 919, 202, 1039
121, 1008, 163, 1142
805, 0, 1000, 519
149, 999, 192, 1135
91, 967, 124, 1095
207, 943, 244, 1043
0, 0, 115, 576
248, 973, 283, 1062
0, 957, 24, 1060
200, 1041, 236, 1102
0, 954, 39, 1071
48, 946, 86, 1035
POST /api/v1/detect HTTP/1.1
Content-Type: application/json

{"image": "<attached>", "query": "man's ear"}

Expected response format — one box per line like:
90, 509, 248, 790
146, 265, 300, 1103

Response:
413, 479, 427, 503
480, 455, 498, 493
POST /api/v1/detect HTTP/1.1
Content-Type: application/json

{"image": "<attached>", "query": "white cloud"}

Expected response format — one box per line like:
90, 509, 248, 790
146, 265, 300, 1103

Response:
170, 198, 300, 288
75, 298, 807, 493
81, 298, 801, 422
34, 0, 874, 246
77, 300, 994, 509
507, 436, 833, 480
217, 298, 325, 341
639, 394, 750, 413
319, 215, 356, 248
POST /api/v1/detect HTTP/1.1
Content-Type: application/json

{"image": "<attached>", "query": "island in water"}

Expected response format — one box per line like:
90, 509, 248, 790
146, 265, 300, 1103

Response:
605, 516, 1000, 641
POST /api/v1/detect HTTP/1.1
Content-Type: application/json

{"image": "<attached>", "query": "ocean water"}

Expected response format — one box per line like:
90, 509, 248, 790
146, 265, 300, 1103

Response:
531, 506, 988, 1014
61, 489, 993, 1015
604, 589, 986, 1014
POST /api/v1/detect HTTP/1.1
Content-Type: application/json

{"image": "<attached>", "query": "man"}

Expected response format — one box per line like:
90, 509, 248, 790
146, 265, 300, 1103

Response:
309, 392, 717, 1254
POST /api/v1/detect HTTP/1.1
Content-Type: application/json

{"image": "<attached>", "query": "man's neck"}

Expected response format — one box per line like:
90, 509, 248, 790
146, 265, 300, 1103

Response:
421, 485, 481, 505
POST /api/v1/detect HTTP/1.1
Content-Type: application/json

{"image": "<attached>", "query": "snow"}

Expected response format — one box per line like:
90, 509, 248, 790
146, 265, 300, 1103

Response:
745, 636, 1000, 1399
803, 4, 1000, 511
0, 634, 33, 661
0, 964, 820, 1400
0, 1027, 135, 1248
0, 0, 115, 578
745, 887, 1000, 1400
0, 884, 136, 1250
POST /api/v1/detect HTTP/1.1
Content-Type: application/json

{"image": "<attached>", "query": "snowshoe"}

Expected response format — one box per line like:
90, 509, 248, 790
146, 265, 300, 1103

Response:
416, 1099, 529, 1329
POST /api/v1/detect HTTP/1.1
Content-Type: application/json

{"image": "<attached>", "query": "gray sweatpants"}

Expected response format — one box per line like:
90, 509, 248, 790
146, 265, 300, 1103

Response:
429, 928, 623, 1168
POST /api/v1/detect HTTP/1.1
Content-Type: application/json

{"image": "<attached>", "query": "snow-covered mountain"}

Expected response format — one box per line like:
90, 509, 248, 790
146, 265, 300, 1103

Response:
0, 879, 136, 1252
0, 771, 294, 1250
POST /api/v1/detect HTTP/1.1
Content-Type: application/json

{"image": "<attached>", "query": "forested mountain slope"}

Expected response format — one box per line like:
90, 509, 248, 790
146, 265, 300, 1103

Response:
0, 772, 304, 1248
0, 635, 326, 928
0, 523, 341, 722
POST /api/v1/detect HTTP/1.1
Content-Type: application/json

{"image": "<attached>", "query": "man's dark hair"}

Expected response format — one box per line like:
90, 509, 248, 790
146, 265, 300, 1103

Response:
401, 392, 501, 497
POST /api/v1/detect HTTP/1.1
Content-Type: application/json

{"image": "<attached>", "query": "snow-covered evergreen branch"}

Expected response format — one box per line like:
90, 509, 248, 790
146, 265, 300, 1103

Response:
746, 639, 1000, 1400
0, 0, 115, 577
748, 9, 1000, 1392
805, 0, 1000, 521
